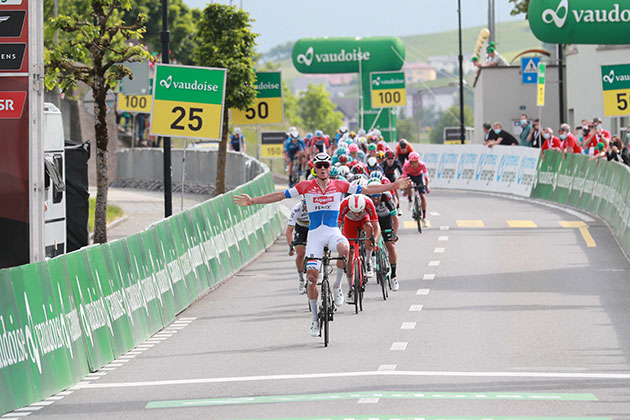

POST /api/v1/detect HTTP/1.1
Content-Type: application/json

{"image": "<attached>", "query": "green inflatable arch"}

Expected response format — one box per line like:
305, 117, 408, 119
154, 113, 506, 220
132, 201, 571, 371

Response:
292, 36, 405, 142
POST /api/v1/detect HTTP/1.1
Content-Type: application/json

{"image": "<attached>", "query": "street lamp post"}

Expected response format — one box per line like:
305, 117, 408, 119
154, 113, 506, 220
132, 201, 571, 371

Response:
161, 0, 172, 217
457, 0, 465, 144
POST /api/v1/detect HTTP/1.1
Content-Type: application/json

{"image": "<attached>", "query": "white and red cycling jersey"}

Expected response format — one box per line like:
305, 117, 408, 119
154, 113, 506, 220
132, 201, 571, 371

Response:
338, 196, 378, 223
284, 179, 362, 230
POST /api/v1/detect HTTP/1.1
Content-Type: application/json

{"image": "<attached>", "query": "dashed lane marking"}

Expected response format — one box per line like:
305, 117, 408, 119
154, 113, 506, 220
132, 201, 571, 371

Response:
144, 391, 599, 409
423, 273, 435, 280
428, 260, 440, 266
409, 305, 424, 312
438, 236, 448, 241
456, 219, 485, 228
559, 221, 597, 247
378, 365, 397, 371
434, 247, 445, 253
403, 220, 431, 229
390, 342, 408, 351
416, 289, 430, 295
430, 211, 440, 216
507, 220, 537, 228
401, 322, 416, 330
440, 225, 450, 230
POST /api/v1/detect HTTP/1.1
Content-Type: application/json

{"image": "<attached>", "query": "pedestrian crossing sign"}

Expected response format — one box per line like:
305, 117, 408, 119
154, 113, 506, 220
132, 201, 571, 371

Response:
521, 57, 540, 84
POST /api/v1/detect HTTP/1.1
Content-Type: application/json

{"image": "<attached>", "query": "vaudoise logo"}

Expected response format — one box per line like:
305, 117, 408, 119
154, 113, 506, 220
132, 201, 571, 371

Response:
543, 0, 569, 28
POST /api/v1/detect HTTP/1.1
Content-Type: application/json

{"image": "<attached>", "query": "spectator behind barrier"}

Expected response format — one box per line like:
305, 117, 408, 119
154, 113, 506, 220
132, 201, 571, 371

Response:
583, 117, 611, 154
527, 118, 543, 148
482, 122, 497, 145
559, 123, 581, 155
519, 114, 532, 147
486, 121, 518, 148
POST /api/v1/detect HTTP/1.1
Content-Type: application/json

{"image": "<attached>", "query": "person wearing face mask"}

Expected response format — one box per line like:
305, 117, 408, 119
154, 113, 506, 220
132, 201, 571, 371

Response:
486, 122, 518, 148
605, 136, 624, 163
583, 117, 611, 154
527, 118, 543, 148
559, 123, 581, 155
519, 114, 532, 147
540, 127, 562, 160
482, 122, 497, 145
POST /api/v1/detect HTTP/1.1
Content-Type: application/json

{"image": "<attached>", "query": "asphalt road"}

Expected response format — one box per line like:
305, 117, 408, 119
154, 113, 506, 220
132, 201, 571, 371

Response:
10, 190, 630, 420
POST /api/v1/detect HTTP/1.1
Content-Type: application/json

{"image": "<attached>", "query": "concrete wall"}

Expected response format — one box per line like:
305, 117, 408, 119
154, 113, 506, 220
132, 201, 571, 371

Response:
565, 44, 630, 136
115, 149, 264, 190
474, 65, 563, 144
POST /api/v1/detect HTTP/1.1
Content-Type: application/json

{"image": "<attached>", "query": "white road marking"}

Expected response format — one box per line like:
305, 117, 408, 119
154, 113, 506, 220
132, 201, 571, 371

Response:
440, 225, 449, 230
2, 414, 30, 418
116, 359, 130, 363
127, 351, 143, 355
15, 407, 41, 412
57, 391, 74, 396
429, 212, 440, 216
416, 289, 430, 295
428, 260, 440, 266
401, 322, 416, 330
107, 362, 125, 367
423, 273, 435, 280
378, 365, 397, 371
28, 402, 54, 406
119, 354, 137, 359
137, 344, 155, 348
434, 247, 445, 253
45, 396, 65, 401
357, 398, 380, 403
438, 236, 448, 241
99, 367, 116, 371
78, 369, 630, 389
409, 305, 424, 312
390, 342, 408, 351
178, 317, 197, 320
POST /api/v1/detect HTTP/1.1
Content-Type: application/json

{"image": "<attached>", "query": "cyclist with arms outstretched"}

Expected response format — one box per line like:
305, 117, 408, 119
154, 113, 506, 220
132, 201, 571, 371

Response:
234, 152, 411, 337
402, 152, 430, 226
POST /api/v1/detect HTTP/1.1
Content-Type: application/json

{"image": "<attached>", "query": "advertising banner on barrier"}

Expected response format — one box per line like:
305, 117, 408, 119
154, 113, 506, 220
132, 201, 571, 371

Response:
152, 222, 190, 314
411, 144, 540, 197
139, 228, 176, 325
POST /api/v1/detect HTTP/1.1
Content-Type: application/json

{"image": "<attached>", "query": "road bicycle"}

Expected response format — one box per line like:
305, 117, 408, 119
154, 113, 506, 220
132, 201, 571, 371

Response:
288, 153, 306, 187
375, 235, 392, 300
306, 246, 346, 347
346, 228, 372, 315
411, 183, 426, 233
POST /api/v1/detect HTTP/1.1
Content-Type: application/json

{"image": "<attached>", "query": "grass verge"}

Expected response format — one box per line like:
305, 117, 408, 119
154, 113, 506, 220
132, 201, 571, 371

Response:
89, 198, 125, 232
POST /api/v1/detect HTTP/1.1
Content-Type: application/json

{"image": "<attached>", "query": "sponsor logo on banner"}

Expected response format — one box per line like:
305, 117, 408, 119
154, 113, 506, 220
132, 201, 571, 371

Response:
0, 91, 26, 118
496, 154, 520, 184
437, 152, 458, 181
296, 45, 371, 67
424, 152, 439, 179
517, 157, 538, 184
475, 153, 498, 183
158, 74, 220, 92
0, 10, 25, 37
457, 153, 478, 181
0, 43, 25, 70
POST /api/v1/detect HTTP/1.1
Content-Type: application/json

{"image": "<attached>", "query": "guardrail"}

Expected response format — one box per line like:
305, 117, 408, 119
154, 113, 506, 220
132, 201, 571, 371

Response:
0, 156, 283, 415
532, 150, 630, 257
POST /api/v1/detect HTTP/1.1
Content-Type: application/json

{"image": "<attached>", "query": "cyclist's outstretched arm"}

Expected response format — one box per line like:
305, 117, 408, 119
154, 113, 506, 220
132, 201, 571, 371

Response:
234, 191, 286, 206
363, 176, 411, 195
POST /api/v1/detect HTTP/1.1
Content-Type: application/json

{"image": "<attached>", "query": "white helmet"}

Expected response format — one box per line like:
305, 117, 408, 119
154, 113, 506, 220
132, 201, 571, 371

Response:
348, 194, 366, 213
357, 128, 366, 136
357, 136, 367, 144
367, 156, 378, 167
288, 126, 299, 138
312, 152, 332, 165
337, 141, 348, 150
339, 126, 348, 134
337, 165, 350, 177
234, 127, 242, 134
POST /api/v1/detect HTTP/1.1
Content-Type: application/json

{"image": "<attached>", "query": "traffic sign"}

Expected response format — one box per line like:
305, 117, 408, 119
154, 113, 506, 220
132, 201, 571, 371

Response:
260, 132, 285, 159
370, 71, 406, 108
117, 93, 152, 114
601, 64, 630, 116
537, 62, 546, 106
521, 57, 540, 84
150, 64, 226, 141
232, 72, 283, 125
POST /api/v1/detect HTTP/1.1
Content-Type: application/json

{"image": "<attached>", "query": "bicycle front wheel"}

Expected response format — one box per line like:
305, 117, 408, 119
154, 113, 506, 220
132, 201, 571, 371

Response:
414, 194, 423, 233
321, 280, 329, 347
353, 258, 360, 315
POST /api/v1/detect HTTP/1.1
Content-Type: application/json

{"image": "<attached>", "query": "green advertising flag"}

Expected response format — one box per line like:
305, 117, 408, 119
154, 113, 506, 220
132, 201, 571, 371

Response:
529, 0, 630, 44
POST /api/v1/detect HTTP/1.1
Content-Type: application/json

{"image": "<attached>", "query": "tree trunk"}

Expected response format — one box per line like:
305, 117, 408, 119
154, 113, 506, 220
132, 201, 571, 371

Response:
92, 81, 110, 244
215, 106, 229, 195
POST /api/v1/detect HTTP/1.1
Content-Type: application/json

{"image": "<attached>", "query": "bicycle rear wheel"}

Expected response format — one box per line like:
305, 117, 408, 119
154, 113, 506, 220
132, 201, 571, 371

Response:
353, 258, 360, 315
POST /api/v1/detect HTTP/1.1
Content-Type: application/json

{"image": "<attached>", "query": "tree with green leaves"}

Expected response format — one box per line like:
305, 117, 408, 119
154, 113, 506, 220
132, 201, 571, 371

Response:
297, 83, 344, 136
45, 0, 148, 244
508, 0, 530, 17
282, 85, 303, 128
430, 105, 473, 144
194, 3, 258, 195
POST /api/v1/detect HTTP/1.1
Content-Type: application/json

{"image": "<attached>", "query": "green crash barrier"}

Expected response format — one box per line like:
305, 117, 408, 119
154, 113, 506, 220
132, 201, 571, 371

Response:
0, 165, 283, 416
532, 150, 630, 257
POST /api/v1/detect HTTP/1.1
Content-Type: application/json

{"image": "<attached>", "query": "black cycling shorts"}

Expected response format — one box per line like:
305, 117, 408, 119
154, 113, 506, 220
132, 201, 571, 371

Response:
292, 224, 309, 246
410, 174, 427, 194
378, 215, 395, 242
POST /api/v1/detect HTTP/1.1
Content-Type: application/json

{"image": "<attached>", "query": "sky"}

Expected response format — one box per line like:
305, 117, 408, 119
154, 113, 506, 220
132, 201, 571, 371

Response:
182, 0, 523, 53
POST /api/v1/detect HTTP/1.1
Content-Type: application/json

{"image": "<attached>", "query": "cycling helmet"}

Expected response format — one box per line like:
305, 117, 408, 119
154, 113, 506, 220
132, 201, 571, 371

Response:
329, 167, 339, 177
408, 152, 420, 162
348, 143, 359, 153
377, 141, 388, 152
376, 151, 385, 160
306, 132, 313, 139
351, 164, 365, 175
357, 136, 367, 145
370, 171, 383, 180
367, 156, 378, 167
367, 143, 377, 152
234, 127, 242, 134
313, 152, 332, 165
337, 141, 348, 150
336, 148, 346, 156
349, 131, 356, 138
315, 129, 323, 137
339, 126, 348, 134
348, 194, 367, 213
337, 165, 350, 177
357, 128, 366, 136
367, 178, 381, 187
289, 127, 299, 139
373, 128, 382, 137
385, 150, 395, 159
338, 154, 349, 164
399, 139, 408, 148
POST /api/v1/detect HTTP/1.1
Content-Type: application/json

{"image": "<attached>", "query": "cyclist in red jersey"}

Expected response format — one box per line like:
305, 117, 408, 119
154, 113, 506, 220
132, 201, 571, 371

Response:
402, 152, 430, 226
